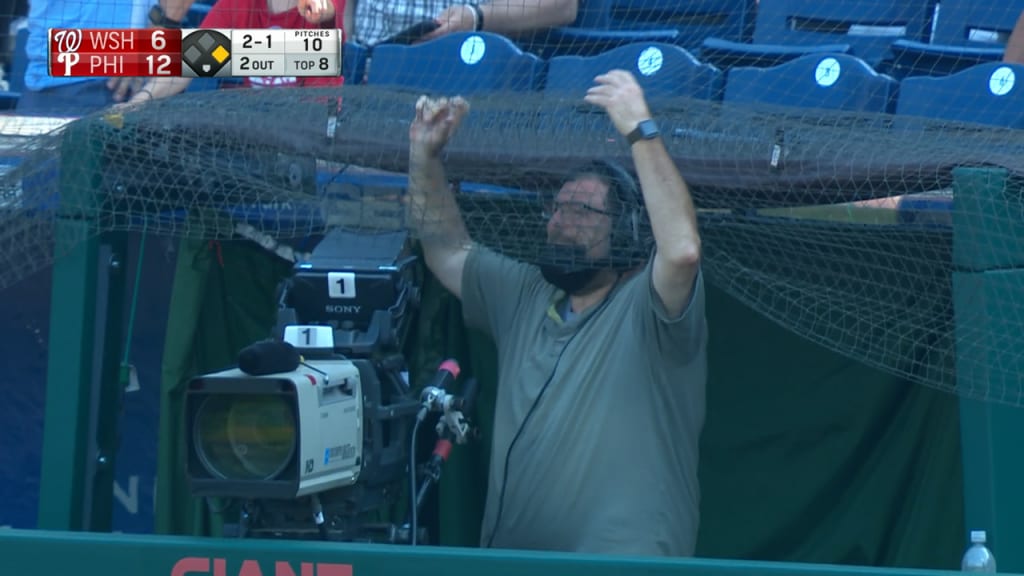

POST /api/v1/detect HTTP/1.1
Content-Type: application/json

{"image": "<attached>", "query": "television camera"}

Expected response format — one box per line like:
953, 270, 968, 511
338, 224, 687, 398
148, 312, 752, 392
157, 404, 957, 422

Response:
182, 228, 478, 544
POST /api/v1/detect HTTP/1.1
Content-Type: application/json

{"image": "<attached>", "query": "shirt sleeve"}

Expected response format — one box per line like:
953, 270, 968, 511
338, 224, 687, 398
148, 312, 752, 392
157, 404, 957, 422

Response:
460, 245, 545, 347
631, 258, 707, 365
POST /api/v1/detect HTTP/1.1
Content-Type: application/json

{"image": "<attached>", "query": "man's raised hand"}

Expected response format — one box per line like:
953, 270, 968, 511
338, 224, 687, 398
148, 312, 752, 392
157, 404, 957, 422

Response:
584, 69, 652, 138
409, 95, 470, 157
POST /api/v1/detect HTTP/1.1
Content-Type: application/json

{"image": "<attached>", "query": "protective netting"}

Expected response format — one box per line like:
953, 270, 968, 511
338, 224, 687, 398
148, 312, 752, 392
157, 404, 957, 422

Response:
4, 0, 1024, 406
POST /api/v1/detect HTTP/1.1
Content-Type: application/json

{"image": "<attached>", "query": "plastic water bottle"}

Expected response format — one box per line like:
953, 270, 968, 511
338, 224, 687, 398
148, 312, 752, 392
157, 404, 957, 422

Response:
962, 530, 997, 573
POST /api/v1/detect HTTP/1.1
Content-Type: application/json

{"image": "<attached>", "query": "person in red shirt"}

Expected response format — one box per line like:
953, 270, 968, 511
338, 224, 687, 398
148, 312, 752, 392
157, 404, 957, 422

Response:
127, 0, 344, 102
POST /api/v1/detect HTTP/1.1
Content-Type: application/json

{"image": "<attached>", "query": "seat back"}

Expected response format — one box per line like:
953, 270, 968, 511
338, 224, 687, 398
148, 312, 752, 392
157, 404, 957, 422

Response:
343, 41, 369, 84
895, 62, 1024, 128
724, 52, 897, 112
573, 0, 755, 47
752, 0, 936, 66
545, 42, 723, 101
885, 1, 1024, 79
368, 32, 544, 94
930, 0, 1024, 48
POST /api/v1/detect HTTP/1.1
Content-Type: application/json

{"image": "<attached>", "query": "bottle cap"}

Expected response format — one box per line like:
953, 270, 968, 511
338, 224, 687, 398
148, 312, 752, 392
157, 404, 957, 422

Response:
971, 530, 987, 544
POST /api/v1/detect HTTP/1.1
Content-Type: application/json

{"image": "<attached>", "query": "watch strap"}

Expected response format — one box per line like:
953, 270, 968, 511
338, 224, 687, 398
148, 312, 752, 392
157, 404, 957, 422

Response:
149, 5, 183, 28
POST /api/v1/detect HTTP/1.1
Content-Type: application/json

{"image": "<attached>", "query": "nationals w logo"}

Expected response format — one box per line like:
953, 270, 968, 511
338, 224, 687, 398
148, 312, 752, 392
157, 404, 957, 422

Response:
51, 29, 83, 76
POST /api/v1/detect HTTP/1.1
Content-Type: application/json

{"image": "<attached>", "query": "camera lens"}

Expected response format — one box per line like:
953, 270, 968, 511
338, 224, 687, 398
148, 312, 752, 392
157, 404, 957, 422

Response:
194, 394, 297, 480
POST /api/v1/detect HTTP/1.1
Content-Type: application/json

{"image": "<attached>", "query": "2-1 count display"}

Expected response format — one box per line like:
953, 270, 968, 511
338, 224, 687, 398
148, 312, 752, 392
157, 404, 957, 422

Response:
242, 33, 273, 49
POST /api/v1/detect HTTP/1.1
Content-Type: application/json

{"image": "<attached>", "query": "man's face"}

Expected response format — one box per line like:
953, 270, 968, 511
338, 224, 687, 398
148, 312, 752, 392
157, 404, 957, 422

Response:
544, 175, 614, 261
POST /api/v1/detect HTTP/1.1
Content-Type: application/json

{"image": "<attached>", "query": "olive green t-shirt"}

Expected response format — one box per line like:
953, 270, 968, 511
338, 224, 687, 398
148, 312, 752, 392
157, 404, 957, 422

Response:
461, 245, 707, 557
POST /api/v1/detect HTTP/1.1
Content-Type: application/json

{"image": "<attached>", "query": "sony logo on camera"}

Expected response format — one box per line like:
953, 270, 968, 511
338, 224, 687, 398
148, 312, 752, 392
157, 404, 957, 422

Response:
325, 304, 362, 314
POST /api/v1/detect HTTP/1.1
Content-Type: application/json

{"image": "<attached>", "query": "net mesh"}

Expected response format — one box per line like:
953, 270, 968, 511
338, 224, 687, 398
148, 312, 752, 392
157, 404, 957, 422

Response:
4, 0, 1024, 404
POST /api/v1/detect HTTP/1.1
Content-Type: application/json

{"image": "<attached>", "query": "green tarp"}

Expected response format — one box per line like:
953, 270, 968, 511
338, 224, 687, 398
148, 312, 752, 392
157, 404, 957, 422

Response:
156, 238, 964, 570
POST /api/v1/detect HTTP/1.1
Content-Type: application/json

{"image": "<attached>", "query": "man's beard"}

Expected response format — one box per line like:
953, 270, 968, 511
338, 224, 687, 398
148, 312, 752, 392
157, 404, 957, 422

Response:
537, 243, 605, 295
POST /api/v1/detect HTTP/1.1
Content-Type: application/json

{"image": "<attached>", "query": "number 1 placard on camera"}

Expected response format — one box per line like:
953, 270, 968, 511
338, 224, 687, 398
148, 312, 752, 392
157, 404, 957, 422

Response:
179, 28, 342, 78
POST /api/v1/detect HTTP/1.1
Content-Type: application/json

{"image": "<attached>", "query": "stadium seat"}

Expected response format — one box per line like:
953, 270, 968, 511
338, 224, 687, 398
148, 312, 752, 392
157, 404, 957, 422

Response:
522, 28, 685, 60
931, 0, 1024, 47
183, 78, 219, 92
544, 42, 724, 102
894, 62, 1024, 128
700, 38, 854, 71
521, 0, 756, 58
367, 32, 544, 94
0, 25, 26, 110
343, 42, 369, 84
888, 0, 1024, 78
362, 33, 542, 201
701, 0, 936, 71
724, 52, 898, 113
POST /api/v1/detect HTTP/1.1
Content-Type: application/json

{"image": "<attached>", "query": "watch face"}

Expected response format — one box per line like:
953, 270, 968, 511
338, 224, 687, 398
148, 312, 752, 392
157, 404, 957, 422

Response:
629, 120, 659, 144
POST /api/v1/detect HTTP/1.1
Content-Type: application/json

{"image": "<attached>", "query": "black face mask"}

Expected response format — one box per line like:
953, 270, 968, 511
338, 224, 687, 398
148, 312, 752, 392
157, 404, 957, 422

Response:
537, 244, 603, 295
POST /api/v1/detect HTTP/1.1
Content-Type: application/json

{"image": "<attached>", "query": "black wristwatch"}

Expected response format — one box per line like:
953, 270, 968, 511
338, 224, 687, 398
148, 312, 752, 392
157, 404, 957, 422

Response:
627, 119, 660, 145
148, 5, 183, 28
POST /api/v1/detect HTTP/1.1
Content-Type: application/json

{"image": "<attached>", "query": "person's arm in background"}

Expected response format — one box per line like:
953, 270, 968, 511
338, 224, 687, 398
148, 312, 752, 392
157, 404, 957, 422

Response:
1005, 10, 1024, 63
161, 0, 196, 22
107, 0, 198, 102
422, 0, 577, 41
125, 76, 192, 103
122, 0, 210, 103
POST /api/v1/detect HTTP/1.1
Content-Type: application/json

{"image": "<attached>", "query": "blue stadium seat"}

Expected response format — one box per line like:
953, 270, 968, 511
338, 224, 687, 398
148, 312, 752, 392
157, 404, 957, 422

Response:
343, 42, 368, 84
545, 42, 724, 102
523, 0, 755, 58
367, 32, 544, 94
724, 52, 897, 113
701, 0, 935, 71
183, 78, 219, 92
888, 1, 1024, 78
0, 25, 26, 110
700, 38, 853, 71
523, 28, 684, 60
894, 62, 1024, 128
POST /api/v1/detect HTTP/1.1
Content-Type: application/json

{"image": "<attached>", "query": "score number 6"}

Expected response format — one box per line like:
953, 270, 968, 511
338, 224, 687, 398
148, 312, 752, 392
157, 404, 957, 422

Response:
147, 29, 173, 75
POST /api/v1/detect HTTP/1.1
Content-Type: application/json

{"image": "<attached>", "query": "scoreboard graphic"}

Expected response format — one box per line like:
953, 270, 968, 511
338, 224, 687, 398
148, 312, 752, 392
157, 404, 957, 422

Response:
47, 28, 343, 78
180, 29, 232, 77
